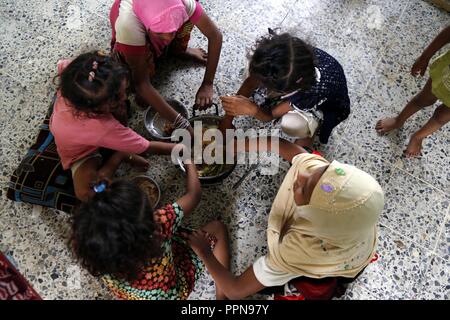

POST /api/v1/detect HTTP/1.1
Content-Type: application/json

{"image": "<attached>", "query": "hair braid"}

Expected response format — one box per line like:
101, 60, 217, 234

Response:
59, 50, 129, 118
248, 33, 316, 93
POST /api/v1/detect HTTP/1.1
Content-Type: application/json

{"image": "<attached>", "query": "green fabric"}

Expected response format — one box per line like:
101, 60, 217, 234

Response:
430, 50, 450, 107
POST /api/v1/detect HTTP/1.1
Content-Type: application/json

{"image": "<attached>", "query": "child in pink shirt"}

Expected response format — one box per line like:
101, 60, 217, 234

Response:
109, 0, 223, 129
50, 51, 178, 201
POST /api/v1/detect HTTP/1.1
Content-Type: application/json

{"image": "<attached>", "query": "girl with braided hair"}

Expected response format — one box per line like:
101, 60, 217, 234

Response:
220, 33, 350, 147
50, 51, 179, 202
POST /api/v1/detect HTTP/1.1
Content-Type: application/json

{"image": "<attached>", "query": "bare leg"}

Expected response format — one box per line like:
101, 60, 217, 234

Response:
97, 151, 149, 179
72, 157, 103, 202
404, 104, 450, 157
376, 78, 437, 134
294, 136, 314, 148
201, 220, 231, 300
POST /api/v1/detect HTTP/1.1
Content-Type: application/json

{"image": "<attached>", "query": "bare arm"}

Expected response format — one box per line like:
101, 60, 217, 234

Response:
195, 13, 222, 89
187, 230, 265, 299
124, 53, 179, 122
271, 101, 293, 118
74, 151, 146, 202
232, 137, 308, 163
252, 101, 292, 122
176, 161, 201, 218
254, 106, 275, 122
220, 95, 274, 122
198, 253, 265, 299
219, 76, 261, 131
412, 25, 450, 76
221, 93, 291, 124
144, 142, 201, 216
142, 141, 179, 157
421, 25, 450, 61
97, 151, 142, 181
72, 157, 103, 202
237, 75, 261, 97
192, 12, 222, 108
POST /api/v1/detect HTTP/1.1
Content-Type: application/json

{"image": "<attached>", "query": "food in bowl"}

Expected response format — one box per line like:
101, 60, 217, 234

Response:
133, 177, 160, 208
144, 99, 188, 140
194, 125, 232, 178
161, 99, 188, 137
162, 121, 176, 136
197, 163, 227, 177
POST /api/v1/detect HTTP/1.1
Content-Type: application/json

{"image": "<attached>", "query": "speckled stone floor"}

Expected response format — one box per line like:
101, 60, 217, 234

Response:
0, 0, 449, 300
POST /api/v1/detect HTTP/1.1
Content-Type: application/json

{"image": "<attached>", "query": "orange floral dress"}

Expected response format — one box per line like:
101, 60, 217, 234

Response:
102, 203, 204, 300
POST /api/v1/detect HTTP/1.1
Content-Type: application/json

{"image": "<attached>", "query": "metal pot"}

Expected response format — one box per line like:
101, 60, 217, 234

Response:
177, 103, 236, 185
144, 99, 189, 141
132, 175, 161, 209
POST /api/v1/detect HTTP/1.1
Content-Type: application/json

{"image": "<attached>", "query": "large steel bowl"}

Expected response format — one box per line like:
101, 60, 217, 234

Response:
177, 104, 236, 185
144, 99, 189, 141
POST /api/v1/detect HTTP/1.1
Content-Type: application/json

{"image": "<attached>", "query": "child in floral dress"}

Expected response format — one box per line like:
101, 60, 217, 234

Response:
71, 159, 230, 300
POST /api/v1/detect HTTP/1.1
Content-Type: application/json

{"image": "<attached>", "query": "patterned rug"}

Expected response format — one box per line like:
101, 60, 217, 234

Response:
0, 251, 41, 300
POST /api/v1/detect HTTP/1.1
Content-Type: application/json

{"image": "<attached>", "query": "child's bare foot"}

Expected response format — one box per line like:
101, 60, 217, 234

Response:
126, 154, 150, 171
375, 117, 401, 134
294, 137, 314, 148
183, 47, 208, 64
404, 135, 423, 158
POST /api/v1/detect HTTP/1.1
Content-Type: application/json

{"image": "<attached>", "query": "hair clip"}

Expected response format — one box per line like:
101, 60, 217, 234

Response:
93, 182, 106, 193
88, 71, 95, 82
268, 27, 280, 36
92, 61, 98, 70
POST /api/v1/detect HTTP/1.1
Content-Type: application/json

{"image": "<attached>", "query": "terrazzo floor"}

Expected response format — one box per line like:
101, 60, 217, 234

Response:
0, 0, 449, 300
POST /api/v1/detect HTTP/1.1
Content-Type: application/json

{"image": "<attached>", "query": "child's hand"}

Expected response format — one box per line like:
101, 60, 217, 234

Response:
125, 153, 150, 172
185, 230, 213, 258
411, 55, 430, 77
195, 83, 214, 110
220, 95, 258, 117
183, 157, 194, 165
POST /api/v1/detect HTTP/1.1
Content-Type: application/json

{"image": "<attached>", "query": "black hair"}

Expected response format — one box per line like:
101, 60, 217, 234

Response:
248, 33, 317, 93
59, 51, 129, 117
71, 180, 162, 280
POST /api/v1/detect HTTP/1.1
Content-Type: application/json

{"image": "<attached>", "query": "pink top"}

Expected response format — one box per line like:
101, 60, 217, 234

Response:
49, 59, 150, 170
110, 0, 204, 57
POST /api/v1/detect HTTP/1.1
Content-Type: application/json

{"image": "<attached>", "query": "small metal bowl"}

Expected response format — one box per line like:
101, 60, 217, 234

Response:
144, 99, 189, 141
132, 175, 161, 210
